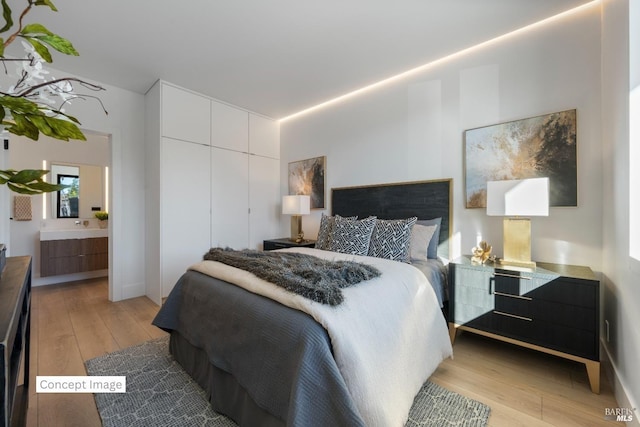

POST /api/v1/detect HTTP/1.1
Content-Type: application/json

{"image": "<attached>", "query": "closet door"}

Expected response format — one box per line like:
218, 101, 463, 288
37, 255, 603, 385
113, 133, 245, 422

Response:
161, 138, 211, 297
249, 114, 279, 158
211, 147, 249, 249
249, 155, 280, 249
162, 84, 211, 145
211, 100, 249, 152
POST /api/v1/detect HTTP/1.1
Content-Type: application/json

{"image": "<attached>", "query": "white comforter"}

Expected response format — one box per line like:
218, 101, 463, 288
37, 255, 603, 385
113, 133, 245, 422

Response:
189, 247, 453, 427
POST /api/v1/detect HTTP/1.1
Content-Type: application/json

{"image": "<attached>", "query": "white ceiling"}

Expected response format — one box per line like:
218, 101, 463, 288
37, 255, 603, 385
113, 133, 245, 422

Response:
17, 0, 592, 119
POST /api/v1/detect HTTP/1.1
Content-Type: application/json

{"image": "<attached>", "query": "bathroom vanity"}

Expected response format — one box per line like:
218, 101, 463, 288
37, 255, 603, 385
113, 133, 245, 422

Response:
39, 229, 108, 277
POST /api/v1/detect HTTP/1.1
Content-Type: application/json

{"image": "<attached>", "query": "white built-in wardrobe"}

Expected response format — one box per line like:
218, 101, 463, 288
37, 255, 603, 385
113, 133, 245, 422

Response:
144, 81, 280, 304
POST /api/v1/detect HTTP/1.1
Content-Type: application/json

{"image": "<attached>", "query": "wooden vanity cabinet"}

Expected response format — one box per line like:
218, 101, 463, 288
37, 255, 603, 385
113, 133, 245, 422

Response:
40, 237, 108, 277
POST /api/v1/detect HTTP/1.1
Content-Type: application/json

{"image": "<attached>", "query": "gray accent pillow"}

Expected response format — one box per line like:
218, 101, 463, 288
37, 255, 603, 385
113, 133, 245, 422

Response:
368, 217, 418, 262
329, 216, 377, 255
315, 213, 356, 250
415, 217, 442, 259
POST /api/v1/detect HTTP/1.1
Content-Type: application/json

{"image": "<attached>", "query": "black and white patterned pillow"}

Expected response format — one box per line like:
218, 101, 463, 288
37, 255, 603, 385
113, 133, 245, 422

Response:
315, 213, 357, 250
329, 216, 377, 255
368, 217, 418, 262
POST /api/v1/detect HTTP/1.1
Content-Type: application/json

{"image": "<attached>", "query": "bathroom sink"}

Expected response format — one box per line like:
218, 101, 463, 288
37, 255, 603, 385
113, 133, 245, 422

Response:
39, 228, 108, 241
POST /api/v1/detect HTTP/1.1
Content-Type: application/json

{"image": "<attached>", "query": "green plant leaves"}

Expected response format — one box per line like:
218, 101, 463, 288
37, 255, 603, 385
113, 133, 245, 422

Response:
0, 169, 68, 194
0, 96, 42, 114
25, 38, 52, 62
0, 95, 86, 141
21, 23, 53, 36
4, 113, 86, 141
0, 0, 12, 33
94, 211, 108, 220
33, 34, 78, 56
34, 0, 58, 12
20, 23, 79, 61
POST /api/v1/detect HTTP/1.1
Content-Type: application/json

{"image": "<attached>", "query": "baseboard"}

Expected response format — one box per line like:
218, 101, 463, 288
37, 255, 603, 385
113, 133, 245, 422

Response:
601, 339, 640, 425
34, 269, 108, 287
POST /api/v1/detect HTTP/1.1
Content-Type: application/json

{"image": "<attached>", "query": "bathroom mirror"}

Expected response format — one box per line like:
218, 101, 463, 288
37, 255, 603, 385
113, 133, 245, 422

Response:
51, 163, 105, 219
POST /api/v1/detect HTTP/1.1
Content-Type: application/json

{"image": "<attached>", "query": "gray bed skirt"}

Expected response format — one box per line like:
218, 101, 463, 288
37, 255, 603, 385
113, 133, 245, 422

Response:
170, 331, 282, 427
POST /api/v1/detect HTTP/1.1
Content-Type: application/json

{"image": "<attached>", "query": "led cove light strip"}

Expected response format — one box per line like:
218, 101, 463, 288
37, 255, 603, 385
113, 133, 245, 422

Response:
279, 0, 600, 123
105, 166, 109, 213
42, 160, 47, 219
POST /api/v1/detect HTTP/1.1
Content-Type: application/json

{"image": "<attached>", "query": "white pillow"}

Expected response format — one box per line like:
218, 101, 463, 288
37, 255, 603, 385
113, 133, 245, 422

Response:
409, 224, 437, 262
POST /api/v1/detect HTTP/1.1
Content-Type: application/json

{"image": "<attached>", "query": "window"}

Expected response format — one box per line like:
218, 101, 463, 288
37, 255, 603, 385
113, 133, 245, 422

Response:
630, 1, 639, 261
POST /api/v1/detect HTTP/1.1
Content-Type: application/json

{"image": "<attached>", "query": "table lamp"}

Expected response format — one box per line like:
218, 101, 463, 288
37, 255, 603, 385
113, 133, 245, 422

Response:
486, 177, 549, 267
282, 195, 311, 242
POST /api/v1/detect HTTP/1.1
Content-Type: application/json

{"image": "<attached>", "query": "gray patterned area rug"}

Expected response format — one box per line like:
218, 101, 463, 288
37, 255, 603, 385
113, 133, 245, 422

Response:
85, 336, 490, 427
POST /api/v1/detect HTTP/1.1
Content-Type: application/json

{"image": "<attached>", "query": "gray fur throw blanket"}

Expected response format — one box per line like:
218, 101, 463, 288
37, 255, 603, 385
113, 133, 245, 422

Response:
203, 248, 381, 306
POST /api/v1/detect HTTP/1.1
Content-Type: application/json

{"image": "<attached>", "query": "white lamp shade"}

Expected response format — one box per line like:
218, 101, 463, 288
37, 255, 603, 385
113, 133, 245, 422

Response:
282, 195, 311, 215
486, 177, 549, 217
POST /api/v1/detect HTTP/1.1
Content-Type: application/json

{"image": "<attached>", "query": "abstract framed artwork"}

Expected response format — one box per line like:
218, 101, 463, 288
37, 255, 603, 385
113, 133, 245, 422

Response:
288, 156, 326, 209
464, 109, 577, 208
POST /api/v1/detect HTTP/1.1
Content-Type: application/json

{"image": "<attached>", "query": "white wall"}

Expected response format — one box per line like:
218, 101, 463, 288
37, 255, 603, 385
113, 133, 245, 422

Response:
601, 0, 639, 421
0, 70, 146, 301
281, 5, 603, 271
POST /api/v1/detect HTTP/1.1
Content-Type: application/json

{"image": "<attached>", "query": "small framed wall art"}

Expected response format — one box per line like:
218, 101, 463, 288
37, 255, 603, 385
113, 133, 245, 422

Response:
288, 156, 326, 209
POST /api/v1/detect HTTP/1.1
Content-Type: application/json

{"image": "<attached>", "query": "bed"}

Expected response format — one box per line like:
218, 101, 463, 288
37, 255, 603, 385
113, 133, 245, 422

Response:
153, 179, 453, 427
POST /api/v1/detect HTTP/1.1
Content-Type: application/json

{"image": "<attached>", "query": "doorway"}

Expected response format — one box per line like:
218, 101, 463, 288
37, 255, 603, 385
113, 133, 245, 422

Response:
7, 131, 112, 290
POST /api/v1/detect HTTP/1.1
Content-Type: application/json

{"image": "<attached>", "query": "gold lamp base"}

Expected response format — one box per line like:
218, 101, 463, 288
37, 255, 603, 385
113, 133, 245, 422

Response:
290, 215, 304, 243
499, 217, 536, 268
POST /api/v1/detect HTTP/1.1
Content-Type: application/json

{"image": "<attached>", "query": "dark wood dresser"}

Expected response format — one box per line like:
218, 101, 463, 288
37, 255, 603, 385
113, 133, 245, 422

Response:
449, 255, 600, 393
1, 256, 32, 427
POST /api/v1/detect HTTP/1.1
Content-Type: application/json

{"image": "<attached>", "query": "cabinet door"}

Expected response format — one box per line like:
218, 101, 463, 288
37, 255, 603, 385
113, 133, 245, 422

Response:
80, 237, 108, 272
211, 100, 249, 152
211, 147, 249, 249
40, 239, 80, 277
249, 155, 280, 249
162, 84, 211, 145
249, 114, 279, 158
161, 138, 211, 297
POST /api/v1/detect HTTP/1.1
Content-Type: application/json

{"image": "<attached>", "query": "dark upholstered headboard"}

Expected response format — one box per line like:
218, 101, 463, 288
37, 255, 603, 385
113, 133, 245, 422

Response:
331, 179, 452, 259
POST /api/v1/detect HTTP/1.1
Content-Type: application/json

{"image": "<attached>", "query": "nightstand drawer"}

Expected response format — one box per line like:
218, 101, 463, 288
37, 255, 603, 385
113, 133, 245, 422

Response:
494, 293, 533, 319
264, 241, 294, 250
486, 314, 598, 360
534, 320, 598, 359
263, 238, 316, 251
533, 299, 596, 332
529, 277, 597, 309
491, 309, 535, 338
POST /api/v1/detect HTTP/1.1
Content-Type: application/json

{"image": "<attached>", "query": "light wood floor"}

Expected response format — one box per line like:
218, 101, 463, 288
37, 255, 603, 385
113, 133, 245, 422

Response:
25, 278, 618, 426
26, 277, 167, 427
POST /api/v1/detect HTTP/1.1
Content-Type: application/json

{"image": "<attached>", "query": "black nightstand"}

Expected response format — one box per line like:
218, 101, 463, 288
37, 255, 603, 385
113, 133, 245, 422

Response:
263, 238, 316, 251
448, 255, 600, 393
